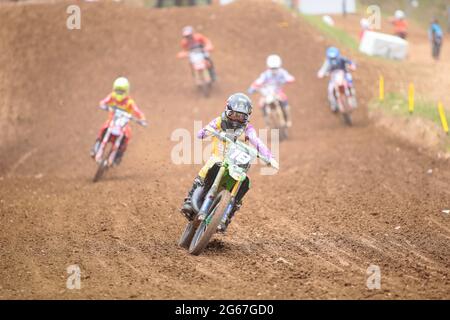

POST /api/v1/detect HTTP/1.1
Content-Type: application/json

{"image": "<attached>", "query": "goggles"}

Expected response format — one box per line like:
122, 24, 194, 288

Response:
115, 89, 127, 95
226, 110, 248, 123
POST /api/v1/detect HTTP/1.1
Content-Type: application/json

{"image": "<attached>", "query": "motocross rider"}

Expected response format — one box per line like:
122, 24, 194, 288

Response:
248, 54, 295, 127
317, 47, 357, 113
178, 25, 217, 82
180, 93, 276, 232
90, 77, 147, 165
390, 10, 408, 39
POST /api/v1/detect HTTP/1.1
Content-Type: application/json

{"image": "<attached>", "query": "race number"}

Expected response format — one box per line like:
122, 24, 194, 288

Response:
229, 148, 251, 165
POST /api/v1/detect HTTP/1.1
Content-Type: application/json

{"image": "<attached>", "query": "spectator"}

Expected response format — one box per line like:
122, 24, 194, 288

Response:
359, 18, 373, 41
389, 10, 408, 39
429, 18, 443, 61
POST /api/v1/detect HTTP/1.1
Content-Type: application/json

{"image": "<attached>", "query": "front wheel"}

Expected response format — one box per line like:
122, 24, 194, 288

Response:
200, 69, 212, 97
280, 126, 289, 140
275, 105, 288, 141
93, 143, 112, 183
338, 94, 353, 127
93, 159, 107, 183
188, 190, 231, 255
342, 111, 352, 126
201, 82, 211, 98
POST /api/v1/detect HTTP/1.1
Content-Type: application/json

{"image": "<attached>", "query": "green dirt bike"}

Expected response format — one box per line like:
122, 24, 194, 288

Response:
178, 126, 279, 256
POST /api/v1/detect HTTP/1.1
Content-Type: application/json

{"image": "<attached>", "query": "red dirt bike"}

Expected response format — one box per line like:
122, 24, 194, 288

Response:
92, 106, 147, 183
330, 70, 357, 126
178, 47, 213, 97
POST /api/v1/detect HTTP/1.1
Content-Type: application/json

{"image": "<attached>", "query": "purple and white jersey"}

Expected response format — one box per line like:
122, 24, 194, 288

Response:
198, 116, 273, 159
251, 68, 295, 91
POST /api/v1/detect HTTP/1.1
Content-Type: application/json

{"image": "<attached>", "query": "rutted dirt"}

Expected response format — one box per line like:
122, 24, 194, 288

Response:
0, 0, 449, 299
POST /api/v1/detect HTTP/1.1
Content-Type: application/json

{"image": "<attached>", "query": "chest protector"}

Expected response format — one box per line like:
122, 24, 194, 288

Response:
211, 117, 247, 157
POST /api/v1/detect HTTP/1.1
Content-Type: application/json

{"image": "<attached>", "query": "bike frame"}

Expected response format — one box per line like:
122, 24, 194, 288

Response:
198, 164, 241, 226
195, 127, 272, 225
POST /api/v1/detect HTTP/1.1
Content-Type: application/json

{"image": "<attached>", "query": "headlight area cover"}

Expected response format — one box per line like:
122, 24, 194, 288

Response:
229, 165, 247, 181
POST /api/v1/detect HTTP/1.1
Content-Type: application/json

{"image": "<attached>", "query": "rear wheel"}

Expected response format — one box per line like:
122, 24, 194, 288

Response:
188, 190, 231, 255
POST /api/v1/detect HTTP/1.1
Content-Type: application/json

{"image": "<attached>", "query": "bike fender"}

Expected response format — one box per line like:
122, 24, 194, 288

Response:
191, 187, 204, 214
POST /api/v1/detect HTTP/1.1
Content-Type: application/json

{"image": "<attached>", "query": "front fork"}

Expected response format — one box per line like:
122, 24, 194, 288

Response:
197, 166, 241, 225
109, 134, 124, 166
95, 129, 111, 163
94, 128, 124, 166
335, 86, 350, 113
220, 180, 241, 226
198, 166, 225, 219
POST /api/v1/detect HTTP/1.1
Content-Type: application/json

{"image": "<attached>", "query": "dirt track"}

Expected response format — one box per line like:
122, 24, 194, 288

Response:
0, 0, 449, 299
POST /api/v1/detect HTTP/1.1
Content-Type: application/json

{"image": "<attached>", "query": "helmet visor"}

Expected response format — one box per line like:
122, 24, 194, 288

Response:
226, 110, 248, 123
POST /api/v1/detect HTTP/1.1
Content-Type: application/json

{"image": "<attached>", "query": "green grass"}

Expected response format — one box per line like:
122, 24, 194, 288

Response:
370, 92, 444, 126
370, 92, 450, 151
301, 14, 360, 51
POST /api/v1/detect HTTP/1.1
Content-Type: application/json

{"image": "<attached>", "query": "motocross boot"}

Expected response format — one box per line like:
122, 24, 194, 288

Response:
349, 87, 358, 108
217, 201, 242, 234
282, 104, 292, 127
207, 58, 217, 82
114, 151, 124, 166
90, 139, 100, 158
180, 176, 204, 221
329, 97, 339, 114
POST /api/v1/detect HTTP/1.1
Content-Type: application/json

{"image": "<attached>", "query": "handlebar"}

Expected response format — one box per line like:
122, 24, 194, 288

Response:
204, 126, 279, 169
177, 47, 209, 59
100, 105, 148, 127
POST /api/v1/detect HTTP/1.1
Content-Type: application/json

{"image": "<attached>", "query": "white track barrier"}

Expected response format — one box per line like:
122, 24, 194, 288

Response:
359, 31, 409, 60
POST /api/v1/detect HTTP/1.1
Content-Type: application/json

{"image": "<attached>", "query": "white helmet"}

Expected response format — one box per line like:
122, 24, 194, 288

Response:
266, 54, 282, 69
395, 10, 405, 20
360, 18, 370, 29
182, 25, 194, 37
